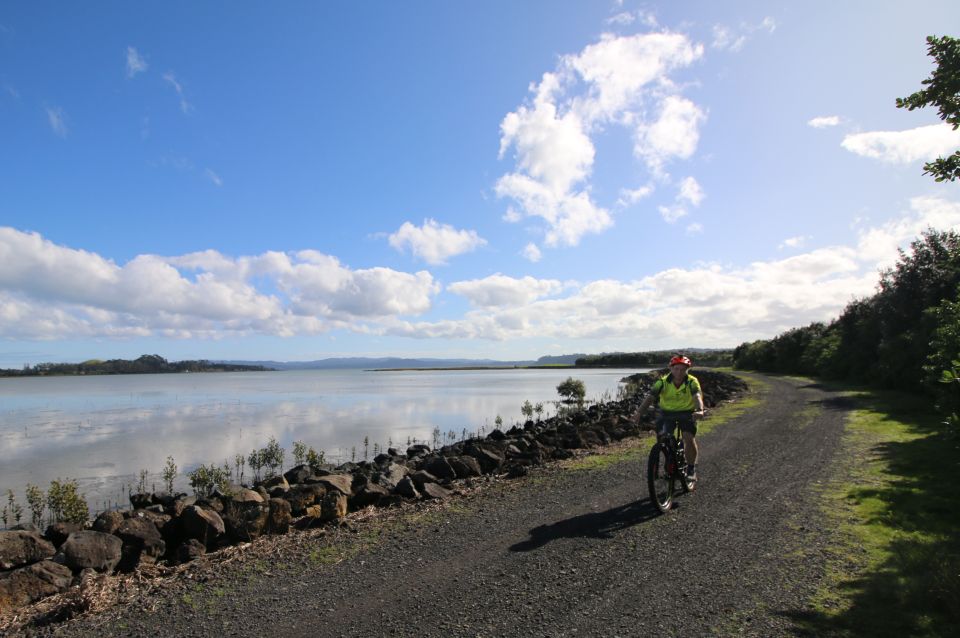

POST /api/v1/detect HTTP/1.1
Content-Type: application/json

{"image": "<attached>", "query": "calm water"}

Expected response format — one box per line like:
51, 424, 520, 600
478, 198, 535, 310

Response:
0, 368, 646, 510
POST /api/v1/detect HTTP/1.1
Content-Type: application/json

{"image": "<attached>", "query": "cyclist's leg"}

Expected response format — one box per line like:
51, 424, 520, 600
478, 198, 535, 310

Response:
679, 414, 698, 467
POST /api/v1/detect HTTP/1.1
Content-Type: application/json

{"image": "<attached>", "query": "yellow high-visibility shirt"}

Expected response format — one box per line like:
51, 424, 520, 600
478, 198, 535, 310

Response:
652, 374, 701, 412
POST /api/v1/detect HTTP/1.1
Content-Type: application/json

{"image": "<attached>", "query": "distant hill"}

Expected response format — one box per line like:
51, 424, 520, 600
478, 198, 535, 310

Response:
217, 357, 537, 370
1, 354, 271, 377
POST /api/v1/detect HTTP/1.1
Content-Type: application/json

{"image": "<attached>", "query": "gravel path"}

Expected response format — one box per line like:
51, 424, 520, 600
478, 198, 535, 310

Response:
37, 373, 849, 637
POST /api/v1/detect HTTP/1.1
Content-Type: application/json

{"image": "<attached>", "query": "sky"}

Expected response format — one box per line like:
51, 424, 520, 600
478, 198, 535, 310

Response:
1, 0, 959, 367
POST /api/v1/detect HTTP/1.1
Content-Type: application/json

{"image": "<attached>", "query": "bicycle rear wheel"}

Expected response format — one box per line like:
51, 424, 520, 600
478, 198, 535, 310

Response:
647, 443, 674, 512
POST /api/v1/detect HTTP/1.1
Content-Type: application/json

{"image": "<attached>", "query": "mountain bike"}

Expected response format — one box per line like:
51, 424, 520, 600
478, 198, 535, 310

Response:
647, 420, 695, 513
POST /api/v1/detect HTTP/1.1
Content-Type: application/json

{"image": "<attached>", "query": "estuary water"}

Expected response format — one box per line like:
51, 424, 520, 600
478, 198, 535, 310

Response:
0, 367, 647, 511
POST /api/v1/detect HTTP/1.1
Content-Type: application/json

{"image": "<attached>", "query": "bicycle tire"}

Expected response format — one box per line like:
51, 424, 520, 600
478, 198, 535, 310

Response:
676, 440, 691, 494
647, 442, 673, 512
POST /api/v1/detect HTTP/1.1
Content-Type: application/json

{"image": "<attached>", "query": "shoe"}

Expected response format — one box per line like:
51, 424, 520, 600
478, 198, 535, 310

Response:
686, 466, 697, 481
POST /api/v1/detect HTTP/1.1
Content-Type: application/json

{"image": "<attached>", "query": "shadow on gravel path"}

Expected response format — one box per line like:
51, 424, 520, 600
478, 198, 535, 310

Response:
509, 498, 660, 552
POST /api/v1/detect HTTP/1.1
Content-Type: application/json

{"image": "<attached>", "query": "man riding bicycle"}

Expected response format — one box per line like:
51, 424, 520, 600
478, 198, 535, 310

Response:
634, 355, 705, 481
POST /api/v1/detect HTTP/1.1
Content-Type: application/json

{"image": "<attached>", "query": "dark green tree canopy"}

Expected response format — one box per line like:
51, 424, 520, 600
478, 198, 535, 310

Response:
896, 35, 960, 182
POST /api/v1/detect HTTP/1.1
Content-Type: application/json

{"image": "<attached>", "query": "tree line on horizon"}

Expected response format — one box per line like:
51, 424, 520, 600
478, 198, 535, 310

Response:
0, 354, 271, 377
733, 229, 960, 426
575, 350, 734, 368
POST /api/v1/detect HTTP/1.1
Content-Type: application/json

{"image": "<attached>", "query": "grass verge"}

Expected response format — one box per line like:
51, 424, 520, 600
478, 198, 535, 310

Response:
797, 389, 960, 637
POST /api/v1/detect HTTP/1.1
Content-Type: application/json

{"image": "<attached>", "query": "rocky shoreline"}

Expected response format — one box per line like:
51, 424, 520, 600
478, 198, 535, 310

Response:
0, 369, 748, 625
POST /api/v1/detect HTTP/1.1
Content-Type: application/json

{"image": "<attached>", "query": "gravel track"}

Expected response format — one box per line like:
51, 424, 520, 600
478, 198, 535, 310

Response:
37, 373, 849, 637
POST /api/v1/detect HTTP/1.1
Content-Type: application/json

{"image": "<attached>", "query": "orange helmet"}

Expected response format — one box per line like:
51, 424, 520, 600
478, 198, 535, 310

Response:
669, 355, 693, 368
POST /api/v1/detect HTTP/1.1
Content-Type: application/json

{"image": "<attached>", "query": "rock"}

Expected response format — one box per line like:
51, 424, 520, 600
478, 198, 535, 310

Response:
43, 522, 84, 548
393, 476, 420, 499
129, 492, 152, 509
314, 474, 353, 496
229, 488, 265, 504
180, 506, 225, 547
176, 538, 206, 564
167, 495, 197, 518
406, 444, 431, 458
448, 456, 482, 479
506, 463, 530, 479
424, 456, 457, 481
0, 560, 73, 612
260, 475, 289, 492
283, 464, 315, 485
266, 498, 292, 535
60, 531, 122, 573
420, 483, 452, 500
376, 463, 410, 490
410, 470, 439, 491
9, 523, 40, 533
222, 500, 269, 543
373, 453, 392, 465
0, 531, 56, 570
269, 485, 289, 498
254, 486, 270, 501
320, 492, 348, 522
464, 442, 505, 473
486, 428, 507, 441
349, 483, 390, 509
151, 491, 177, 507
387, 447, 401, 456
116, 518, 166, 571
286, 484, 326, 515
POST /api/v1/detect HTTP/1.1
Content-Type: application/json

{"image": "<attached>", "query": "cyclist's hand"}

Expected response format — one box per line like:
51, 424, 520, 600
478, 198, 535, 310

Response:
694, 410, 706, 420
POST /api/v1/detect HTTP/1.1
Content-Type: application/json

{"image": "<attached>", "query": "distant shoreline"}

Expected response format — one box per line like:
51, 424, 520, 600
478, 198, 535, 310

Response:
367, 365, 577, 371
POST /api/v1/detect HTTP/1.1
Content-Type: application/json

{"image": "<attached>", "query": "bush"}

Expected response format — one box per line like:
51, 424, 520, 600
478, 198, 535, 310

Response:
46, 478, 89, 524
557, 377, 586, 407
187, 464, 231, 498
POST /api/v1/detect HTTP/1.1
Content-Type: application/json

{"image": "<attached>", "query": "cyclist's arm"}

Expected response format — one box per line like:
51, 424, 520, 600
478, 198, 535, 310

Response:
633, 393, 656, 422
693, 389, 705, 418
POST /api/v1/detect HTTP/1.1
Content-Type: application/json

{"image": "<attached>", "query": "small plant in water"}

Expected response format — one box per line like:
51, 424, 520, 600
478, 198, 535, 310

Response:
534, 402, 544, 421
305, 446, 325, 471
137, 469, 149, 494
187, 464, 231, 498
521, 400, 534, 421
162, 456, 177, 494
494, 415, 503, 429
25, 484, 44, 527
292, 440, 307, 466
46, 478, 89, 525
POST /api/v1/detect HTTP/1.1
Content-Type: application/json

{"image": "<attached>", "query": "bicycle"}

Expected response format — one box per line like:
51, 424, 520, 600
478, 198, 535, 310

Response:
646, 418, 698, 513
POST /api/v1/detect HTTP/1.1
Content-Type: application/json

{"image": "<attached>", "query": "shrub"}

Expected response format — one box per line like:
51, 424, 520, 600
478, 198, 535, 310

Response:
187, 464, 231, 498
557, 377, 586, 407
46, 478, 89, 524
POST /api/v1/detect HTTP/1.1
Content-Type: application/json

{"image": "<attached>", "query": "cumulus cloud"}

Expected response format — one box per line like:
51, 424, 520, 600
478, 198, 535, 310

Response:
712, 17, 777, 52
522, 243, 542, 262
45, 107, 67, 137
677, 176, 704, 206
808, 115, 841, 129
497, 30, 705, 251
841, 124, 960, 164
126, 46, 148, 78
162, 71, 191, 113
779, 235, 811, 250
616, 185, 654, 207
0, 228, 440, 340
388, 219, 486, 265
380, 197, 960, 346
686, 222, 703, 234
448, 274, 562, 308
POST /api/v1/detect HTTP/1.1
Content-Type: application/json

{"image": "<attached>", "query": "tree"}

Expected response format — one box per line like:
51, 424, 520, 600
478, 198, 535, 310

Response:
896, 35, 960, 181
556, 377, 586, 407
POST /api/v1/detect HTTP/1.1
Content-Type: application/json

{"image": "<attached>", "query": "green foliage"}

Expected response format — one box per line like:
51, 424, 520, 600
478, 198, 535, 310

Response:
187, 464, 231, 498
3, 490, 23, 527
556, 377, 586, 407
576, 349, 733, 367
734, 229, 960, 429
46, 478, 89, 524
137, 469, 149, 494
305, 446, 325, 471
292, 440, 307, 466
534, 402, 544, 420
247, 436, 286, 482
521, 400, 534, 420
25, 484, 44, 527
0, 354, 271, 377
896, 35, 960, 182
162, 456, 177, 494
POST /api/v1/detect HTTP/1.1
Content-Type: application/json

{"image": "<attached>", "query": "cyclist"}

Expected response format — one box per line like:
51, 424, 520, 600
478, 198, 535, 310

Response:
634, 355, 705, 481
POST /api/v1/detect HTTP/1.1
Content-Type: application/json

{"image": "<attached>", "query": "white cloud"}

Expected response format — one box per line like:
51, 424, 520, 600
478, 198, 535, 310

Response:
677, 176, 704, 206
522, 243, 542, 262
616, 185, 654, 207
712, 17, 777, 52
388, 219, 486, 265
126, 46, 148, 78
497, 31, 704, 251
45, 107, 67, 137
205, 169, 223, 187
0, 228, 441, 339
448, 274, 562, 308
162, 71, 192, 114
606, 12, 635, 26
841, 124, 960, 164
779, 235, 811, 250
808, 115, 841, 129
658, 204, 687, 223
686, 222, 703, 234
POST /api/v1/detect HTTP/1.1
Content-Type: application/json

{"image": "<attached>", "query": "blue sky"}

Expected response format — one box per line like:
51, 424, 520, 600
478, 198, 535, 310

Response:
1, 1, 959, 367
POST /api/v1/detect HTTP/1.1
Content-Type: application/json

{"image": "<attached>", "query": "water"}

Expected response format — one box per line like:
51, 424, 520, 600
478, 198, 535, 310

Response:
0, 368, 646, 510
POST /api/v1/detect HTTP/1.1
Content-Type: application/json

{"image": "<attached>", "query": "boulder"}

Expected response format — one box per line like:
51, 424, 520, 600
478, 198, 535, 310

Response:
464, 442, 505, 473
150, 491, 178, 507
406, 444, 431, 458
286, 484, 327, 515
116, 518, 166, 572
506, 463, 530, 479
254, 486, 270, 501
176, 538, 206, 564
424, 456, 457, 481
8, 523, 40, 533
266, 498, 292, 535
376, 463, 410, 490
393, 476, 420, 499
410, 470, 438, 491
230, 488, 265, 504
283, 464, 315, 485
222, 500, 269, 543
486, 428, 507, 441
0, 530, 56, 570
260, 475, 289, 492
60, 531, 122, 573
320, 492, 348, 522
314, 474, 353, 496
129, 492, 152, 509
44, 522, 84, 548
349, 483, 390, 509
180, 506, 225, 547
421, 483, 452, 500
0, 560, 73, 612
167, 495, 197, 518
448, 456, 482, 479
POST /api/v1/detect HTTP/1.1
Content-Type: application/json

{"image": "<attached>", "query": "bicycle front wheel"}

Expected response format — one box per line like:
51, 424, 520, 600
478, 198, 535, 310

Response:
647, 443, 674, 513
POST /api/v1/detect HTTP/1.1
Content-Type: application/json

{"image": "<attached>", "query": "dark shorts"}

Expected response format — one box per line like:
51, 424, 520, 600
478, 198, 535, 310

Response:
657, 411, 697, 437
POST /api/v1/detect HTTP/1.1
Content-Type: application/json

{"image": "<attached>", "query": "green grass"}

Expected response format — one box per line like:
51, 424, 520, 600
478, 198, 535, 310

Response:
798, 390, 960, 637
